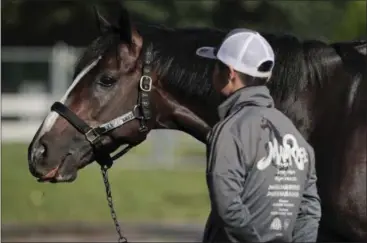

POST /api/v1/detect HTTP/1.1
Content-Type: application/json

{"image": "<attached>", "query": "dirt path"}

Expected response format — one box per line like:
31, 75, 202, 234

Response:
2, 222, 204, 242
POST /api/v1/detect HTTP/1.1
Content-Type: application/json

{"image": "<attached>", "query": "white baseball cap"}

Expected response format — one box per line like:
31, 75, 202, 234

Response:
196, 28, 275, 78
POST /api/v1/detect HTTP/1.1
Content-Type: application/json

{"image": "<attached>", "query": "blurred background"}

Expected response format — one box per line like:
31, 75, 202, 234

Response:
1, 0, 366, 241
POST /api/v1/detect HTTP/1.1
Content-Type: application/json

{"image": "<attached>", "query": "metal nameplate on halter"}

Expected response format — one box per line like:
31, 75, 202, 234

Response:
139, 75, 152, 92
99, 111, 136, 134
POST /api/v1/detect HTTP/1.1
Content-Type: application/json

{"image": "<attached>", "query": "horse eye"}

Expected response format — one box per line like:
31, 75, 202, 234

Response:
97, 75, 117, 88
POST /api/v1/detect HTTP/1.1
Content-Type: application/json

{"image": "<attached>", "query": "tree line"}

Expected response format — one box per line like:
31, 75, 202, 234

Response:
2, 0, 365, 46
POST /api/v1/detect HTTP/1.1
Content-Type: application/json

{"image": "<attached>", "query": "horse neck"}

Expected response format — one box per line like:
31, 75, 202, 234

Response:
153, 79, 220, 143
153, 50, 346, 145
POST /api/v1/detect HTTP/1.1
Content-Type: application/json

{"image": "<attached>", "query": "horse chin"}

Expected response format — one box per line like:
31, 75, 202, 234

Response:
50, 171, 77, 183
37, 154, 79, 183
55, 149, 98, 182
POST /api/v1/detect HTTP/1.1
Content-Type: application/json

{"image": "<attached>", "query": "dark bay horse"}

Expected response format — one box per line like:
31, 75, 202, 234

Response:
28, 7, 366, 242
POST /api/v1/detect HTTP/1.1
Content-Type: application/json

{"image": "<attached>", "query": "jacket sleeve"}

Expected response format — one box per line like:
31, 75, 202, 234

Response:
206, 128, 253, 242
292, 148, 321, 242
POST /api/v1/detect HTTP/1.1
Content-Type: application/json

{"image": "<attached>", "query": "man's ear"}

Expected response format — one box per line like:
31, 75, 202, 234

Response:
228, 66, 236, 81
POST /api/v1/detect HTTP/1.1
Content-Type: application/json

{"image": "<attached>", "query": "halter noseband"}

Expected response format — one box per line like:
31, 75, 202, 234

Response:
50, 47, 153, 169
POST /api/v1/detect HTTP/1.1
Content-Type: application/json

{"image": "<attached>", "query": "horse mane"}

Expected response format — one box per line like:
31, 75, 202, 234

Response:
264, 34, 342, 101
74, 23, 343, 106
136, 24, 342, 106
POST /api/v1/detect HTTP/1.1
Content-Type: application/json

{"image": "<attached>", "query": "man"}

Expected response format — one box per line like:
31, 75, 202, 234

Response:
196, 28, 321, 242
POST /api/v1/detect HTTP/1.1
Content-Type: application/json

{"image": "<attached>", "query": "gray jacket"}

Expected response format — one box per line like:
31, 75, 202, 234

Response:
203, 86, 321, 243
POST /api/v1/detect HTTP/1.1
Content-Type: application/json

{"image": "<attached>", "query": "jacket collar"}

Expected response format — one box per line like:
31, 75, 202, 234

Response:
218, 86, 274, 120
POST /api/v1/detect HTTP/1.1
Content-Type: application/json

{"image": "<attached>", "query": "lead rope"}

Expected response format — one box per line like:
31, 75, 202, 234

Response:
99, 46, 153, 243
101, 166, 128, 243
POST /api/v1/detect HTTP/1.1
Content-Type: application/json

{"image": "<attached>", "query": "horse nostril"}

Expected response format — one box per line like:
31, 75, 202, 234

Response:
33, 143, 47, 162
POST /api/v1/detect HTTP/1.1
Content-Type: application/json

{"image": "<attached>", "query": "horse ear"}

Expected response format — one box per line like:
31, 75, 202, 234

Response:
93, 6, 112, 34
118, 5, 133, 44
117, 4, 143, 63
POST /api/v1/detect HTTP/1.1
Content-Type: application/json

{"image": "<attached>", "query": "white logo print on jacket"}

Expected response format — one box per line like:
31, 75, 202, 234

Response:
257, 134, 309, 171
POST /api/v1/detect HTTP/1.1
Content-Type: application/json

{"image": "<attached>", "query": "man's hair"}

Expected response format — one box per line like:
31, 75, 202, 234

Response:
217, 61, 273, 86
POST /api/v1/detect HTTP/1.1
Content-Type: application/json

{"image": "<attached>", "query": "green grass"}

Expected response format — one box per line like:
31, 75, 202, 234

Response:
1, 143, 209, 224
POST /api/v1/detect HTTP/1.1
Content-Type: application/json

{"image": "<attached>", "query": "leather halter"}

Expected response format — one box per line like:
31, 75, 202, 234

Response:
50, 47, 153, 169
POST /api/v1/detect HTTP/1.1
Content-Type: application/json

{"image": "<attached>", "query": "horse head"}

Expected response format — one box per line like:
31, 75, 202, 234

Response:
28, 6, 158, 182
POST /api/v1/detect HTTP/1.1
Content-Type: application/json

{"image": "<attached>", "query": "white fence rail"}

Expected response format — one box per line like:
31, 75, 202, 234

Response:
1, 94, 51, 143
2, 93, 51, 118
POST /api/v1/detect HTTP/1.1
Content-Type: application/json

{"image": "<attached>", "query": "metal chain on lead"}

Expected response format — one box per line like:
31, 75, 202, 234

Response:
101, 166, 128, 243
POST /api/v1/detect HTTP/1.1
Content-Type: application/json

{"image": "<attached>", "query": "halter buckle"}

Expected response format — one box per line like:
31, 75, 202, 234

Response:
139, 75, 152, 92
85, 128, 100, 144
132, 105, 143, 119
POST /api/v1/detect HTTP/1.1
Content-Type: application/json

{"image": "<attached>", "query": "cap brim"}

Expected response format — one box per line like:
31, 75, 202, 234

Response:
196, 47, 217, 59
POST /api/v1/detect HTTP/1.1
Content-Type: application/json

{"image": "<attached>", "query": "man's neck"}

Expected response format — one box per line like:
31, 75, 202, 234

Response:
223, 80, 246, 97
